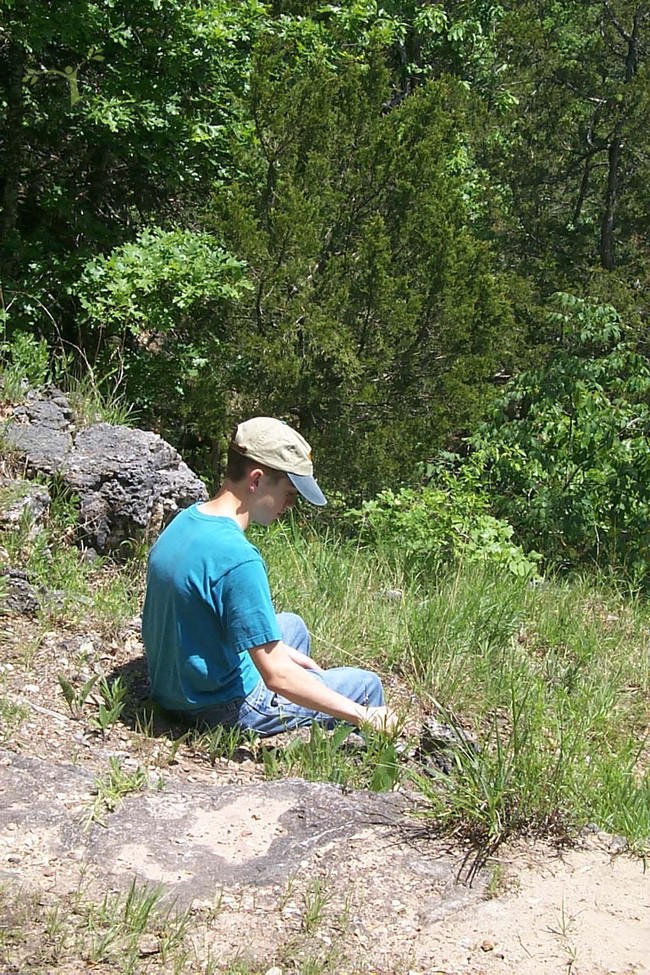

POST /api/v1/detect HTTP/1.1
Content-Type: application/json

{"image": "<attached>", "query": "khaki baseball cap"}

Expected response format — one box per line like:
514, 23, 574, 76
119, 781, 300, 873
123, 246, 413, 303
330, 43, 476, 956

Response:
231, 417, 327, 506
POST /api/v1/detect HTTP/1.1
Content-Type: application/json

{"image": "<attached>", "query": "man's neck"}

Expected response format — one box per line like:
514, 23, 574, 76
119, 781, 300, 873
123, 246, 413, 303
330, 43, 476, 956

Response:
199, 483, 250, 530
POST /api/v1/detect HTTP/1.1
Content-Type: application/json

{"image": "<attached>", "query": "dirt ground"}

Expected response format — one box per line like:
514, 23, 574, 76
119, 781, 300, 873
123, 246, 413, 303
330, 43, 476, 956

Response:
0, 745, 648, 975
0, 615, 649, 974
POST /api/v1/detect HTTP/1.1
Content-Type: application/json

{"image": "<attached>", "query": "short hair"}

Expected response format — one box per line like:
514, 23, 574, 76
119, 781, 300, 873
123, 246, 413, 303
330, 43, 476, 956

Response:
225, 445, 286, 485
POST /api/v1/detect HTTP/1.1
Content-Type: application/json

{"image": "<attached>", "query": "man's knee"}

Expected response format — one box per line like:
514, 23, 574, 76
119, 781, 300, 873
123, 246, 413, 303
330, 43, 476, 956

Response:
327, 666, 385, 707
276, 611, 310, 652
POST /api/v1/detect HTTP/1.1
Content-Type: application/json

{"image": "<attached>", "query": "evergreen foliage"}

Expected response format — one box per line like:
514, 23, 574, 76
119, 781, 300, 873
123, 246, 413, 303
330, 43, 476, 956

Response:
211, 44, 514, 492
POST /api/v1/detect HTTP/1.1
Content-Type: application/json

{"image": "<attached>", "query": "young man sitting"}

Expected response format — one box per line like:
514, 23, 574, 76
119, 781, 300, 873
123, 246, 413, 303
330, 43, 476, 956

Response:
142, 416, 396, 735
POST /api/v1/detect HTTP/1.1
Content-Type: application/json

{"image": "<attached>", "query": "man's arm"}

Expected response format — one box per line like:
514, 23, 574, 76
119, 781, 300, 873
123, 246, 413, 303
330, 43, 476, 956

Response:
285, 645, 323, 672
249, 640, 396, 731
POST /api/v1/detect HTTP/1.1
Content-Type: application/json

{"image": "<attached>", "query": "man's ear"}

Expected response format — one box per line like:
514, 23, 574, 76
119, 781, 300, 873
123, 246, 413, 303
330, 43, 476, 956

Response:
248, 467, 265, 492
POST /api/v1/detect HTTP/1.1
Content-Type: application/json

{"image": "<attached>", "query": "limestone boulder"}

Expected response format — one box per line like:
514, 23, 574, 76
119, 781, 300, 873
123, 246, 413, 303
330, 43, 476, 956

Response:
3, 388, 207, 555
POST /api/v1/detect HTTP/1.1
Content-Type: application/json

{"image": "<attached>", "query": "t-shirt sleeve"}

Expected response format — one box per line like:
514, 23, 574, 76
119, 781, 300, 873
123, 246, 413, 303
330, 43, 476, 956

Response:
217, 557, 282, 654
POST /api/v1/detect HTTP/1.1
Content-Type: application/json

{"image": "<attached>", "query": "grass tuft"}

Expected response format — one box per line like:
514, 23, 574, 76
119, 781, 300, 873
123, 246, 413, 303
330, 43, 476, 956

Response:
261, 721, 403, 793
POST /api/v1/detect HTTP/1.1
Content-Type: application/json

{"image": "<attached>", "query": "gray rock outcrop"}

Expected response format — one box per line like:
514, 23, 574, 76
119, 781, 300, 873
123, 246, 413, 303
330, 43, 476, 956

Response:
5, 388, 73, 474
0, 568, 42, 616
3, 388, 208, 555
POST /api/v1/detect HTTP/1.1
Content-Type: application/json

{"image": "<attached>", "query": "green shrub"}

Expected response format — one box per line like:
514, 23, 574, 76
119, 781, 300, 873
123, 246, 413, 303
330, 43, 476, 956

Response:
0, 331, 50, 401
469, 294, 650, 581
74, 226, 252, 452
347, 477, 540, 579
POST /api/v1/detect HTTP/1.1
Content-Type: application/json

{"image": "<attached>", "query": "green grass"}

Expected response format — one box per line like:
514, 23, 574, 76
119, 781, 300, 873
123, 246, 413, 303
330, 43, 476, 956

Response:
189, 723, 259, 766
64, 368, 137, 428
0, 877, 363, 975
259, 519, 650, 853
0, 683, 27, 744
84, 757, 151, 828
0, 878, 191, 974
1, 480, 144, 636
261, 721, 403, 792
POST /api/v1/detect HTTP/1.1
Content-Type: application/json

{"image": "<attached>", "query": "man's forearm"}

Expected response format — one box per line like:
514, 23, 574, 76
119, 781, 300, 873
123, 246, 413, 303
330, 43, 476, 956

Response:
250, 641, 369, 726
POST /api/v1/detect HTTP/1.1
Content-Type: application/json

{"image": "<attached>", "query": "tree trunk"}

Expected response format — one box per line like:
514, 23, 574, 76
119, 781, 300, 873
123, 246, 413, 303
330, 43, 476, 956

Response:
600, 126, 622, 270
599, 2, 647, 269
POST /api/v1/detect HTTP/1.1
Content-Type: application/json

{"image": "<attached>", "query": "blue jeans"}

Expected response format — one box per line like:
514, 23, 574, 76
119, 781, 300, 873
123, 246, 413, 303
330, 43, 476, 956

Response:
190, 612, 385, 736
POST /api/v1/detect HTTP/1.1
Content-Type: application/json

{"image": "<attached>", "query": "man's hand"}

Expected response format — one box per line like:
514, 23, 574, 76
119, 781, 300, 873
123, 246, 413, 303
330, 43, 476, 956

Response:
360, 705, 399, 733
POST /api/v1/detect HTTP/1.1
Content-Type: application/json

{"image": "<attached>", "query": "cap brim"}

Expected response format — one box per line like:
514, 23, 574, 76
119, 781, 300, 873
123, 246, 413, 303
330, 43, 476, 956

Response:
287, 472, 327, 506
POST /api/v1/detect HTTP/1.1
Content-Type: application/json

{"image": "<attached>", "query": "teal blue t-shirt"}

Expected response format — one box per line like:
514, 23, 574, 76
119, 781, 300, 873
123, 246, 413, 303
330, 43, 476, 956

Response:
141, 504, 281, 711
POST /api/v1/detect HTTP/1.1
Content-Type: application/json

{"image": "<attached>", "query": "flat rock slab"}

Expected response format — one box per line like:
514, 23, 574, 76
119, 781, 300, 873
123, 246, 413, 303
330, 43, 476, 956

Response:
0, 749, 472, 907
90, 776, 409, 900
2, 750, 647, 974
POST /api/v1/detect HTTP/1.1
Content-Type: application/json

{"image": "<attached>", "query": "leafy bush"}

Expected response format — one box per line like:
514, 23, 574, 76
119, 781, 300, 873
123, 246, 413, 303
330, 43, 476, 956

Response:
76, 227, 251, 341
0, 332, 50, 401
348, 477, 540, 578
470, 294, 650, 581
74, 227, 252, 457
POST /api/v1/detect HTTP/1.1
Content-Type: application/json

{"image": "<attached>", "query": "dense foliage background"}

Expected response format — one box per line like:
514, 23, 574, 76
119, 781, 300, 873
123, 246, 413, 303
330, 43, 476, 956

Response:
2, 0, 649, 578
